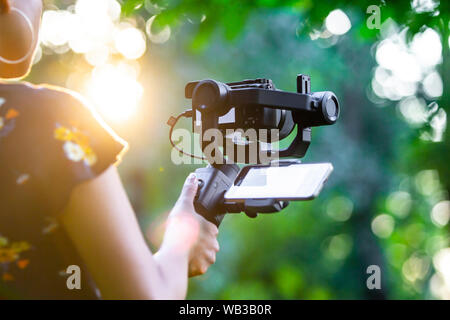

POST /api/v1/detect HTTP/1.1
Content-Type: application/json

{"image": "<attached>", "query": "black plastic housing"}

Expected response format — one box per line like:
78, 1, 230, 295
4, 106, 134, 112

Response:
193, 164, 240, 226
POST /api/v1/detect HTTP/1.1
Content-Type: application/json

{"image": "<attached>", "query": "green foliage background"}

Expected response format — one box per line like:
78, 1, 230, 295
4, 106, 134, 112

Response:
32, 0, 450, 299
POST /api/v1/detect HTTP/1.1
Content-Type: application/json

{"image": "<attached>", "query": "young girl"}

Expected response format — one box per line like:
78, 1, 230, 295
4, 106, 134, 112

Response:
0, 0, 219, 299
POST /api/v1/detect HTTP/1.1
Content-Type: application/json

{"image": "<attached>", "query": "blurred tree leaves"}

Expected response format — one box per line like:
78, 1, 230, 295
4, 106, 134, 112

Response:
120, 0, 448, 299
130, 0, 446, 299
123, 0, 449, 46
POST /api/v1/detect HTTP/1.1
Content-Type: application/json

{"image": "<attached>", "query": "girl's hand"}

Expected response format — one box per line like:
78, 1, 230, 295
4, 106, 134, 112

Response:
168, 173, 220, 277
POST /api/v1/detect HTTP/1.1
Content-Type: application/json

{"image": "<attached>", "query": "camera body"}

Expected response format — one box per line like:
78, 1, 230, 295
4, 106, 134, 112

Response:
186, 75, 339, 164
169, 74, 340, 226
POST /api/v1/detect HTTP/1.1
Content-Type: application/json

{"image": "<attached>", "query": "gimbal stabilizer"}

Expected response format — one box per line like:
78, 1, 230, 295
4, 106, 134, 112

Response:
168, 74, 339, 226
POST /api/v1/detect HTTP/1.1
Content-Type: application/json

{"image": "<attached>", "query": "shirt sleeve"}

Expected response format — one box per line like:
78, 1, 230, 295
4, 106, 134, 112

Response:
1, 86, 128, 216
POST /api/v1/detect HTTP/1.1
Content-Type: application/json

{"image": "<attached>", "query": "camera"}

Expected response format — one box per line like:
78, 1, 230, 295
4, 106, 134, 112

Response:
168, 74, 340, 226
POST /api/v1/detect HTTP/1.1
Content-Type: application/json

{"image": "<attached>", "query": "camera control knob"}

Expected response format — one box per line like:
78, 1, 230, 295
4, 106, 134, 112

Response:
310, 91, 340, 125
192, 80, 230, 114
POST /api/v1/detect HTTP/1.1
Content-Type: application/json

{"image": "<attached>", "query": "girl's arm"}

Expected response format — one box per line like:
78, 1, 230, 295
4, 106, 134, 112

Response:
60, 165, 219, 299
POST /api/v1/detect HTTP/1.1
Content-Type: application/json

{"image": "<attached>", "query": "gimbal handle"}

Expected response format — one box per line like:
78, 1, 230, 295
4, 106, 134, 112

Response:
193, 164, 290, 227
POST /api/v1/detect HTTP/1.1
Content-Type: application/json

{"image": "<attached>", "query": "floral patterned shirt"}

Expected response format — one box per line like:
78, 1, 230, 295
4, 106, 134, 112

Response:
0, 82, 127, 299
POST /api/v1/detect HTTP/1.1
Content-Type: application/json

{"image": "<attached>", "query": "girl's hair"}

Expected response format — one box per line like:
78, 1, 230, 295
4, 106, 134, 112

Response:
0, 0, 10, 14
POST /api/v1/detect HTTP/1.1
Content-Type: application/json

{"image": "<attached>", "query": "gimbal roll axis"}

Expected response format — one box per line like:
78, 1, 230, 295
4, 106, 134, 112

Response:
168, 74, 340, 226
